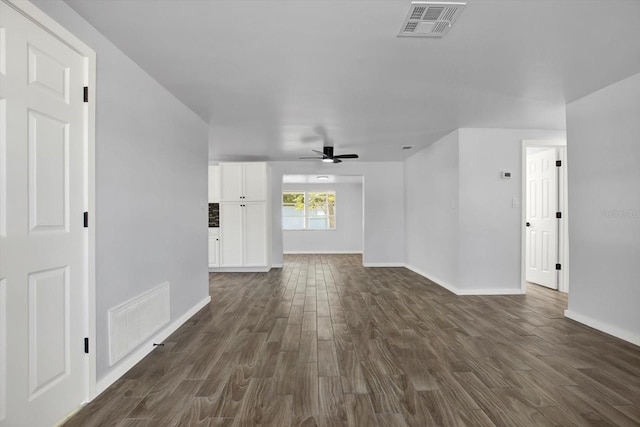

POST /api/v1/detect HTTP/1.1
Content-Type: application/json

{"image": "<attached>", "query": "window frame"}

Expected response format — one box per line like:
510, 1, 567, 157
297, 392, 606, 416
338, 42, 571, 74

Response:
282, 190, 336, 231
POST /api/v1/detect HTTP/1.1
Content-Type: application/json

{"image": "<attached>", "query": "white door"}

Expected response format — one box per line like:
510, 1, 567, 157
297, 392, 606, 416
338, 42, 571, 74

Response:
220, 163, 243, 202
220, 203, 244, 267
0, 3, 88, 426
243, 202, 267, 267
242, 163, 267, 201
525, 148, 558, 289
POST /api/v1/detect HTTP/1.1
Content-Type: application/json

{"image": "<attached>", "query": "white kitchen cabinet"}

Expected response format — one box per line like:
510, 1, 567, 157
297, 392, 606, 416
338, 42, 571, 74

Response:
219, 202, 268, 268
220, 162, 267, 202
208, 165, 221, 203
208, 238, 220, 267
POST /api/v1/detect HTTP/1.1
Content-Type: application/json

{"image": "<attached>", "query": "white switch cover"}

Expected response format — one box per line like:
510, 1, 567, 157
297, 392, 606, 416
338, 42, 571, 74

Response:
512, 197, 519, 208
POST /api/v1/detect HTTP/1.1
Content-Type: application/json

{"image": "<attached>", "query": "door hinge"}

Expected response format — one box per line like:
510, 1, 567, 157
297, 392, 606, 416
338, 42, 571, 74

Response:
556, 212, 562, 219
556, 263, 562, 270
556, 160, 562, 167
84, 337, 89, 354
83, 211, 89, 228
83, 86, 89, 103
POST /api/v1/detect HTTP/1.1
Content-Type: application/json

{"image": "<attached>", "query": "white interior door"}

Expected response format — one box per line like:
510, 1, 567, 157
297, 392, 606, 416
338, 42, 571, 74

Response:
525, 148, 558, 289
0, 3, 88, 425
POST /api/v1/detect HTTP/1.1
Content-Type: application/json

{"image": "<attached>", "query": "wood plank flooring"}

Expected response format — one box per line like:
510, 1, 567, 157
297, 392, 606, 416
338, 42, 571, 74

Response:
64, 254, 640, 426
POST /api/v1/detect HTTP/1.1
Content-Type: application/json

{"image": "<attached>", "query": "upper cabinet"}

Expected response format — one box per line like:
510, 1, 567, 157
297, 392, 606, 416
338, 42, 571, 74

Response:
220, 162, 267, 202
208, 165, 221, 203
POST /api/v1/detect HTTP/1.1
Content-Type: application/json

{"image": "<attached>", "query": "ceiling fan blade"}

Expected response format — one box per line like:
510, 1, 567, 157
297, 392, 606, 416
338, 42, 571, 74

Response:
311, 149, 327, 157
333, 158, 343, 163
299, 157, 324, 160
333, 154, 359, 159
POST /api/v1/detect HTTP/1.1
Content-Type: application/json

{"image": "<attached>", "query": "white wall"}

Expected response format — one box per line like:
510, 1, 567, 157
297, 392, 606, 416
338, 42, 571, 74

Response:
404, 131, 460, 290
404, 128, 565, 294
282, 183, 363, 254
565, 72, 640, 345
270, 162, 404, 267
32, 0, 210, 381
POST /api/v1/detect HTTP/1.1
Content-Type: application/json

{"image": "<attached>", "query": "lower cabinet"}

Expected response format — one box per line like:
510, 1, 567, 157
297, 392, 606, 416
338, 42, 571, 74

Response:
208, 235, 220, 267
220, 202, 268, 268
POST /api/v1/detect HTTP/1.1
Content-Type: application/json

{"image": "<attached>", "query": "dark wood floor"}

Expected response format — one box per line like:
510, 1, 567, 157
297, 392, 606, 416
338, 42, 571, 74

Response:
65, 254, 640, 426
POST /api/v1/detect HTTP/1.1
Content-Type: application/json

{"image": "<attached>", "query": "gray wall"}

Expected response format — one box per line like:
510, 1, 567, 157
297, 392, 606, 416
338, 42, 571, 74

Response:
404, 131, 460, 289
458, 128, 564, 291
282, 183, 363, 254
270, 162, 404, 267
32, 0, 210, 381
404, 128, 564, 294
566, 72, 640, 344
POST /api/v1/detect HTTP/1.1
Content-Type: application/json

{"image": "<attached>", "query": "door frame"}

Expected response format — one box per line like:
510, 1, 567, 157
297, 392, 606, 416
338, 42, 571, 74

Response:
3, 0, 97, 403
520, 140, 569, 294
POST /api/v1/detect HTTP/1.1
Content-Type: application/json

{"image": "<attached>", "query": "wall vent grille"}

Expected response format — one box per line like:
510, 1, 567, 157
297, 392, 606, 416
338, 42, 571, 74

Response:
398, 2, 466, 38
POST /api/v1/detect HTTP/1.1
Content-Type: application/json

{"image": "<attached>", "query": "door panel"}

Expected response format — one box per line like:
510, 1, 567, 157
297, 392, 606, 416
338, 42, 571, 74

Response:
220, 203, 243, 267
27, 44, 69, 103
242, 163, 267, 201
0, 3, 87, 426
220, 163, 243, 202
243, 203, 267, 267
28, 267, 69, 399
525, 148, 558, 289
28, 111, 69, 232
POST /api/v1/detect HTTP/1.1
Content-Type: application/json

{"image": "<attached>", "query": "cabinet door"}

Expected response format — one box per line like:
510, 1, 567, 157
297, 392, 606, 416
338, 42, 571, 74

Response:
208, 237, 220, 267
220, 203, 244, 267
220, 163, 243, 202
243, 203, 268, 267
242, 162, 267, 201
208, 165, 221, 203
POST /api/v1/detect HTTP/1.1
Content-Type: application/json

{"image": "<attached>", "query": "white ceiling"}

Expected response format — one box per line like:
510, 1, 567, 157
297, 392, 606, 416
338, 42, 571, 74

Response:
64, 0, 640, 162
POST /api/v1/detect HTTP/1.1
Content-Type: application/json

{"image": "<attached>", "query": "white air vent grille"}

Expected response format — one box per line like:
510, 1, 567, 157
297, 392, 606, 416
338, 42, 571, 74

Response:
398, 1, 466, 38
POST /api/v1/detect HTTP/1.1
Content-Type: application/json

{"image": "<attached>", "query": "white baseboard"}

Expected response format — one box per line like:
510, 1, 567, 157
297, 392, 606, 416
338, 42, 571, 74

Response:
564, 309, 640, 347
209, 267, 271, 272
271, 264, 283, 268
363, 262, 405, 267
95, 295, 211, 396
404, 264, 523, 296
457, 288, 524, 296
284, 251, 363, 254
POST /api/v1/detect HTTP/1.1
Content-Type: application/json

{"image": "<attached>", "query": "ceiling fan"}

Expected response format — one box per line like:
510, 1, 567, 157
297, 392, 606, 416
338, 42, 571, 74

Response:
299, 125, 360, 163
300, 146, 359, 164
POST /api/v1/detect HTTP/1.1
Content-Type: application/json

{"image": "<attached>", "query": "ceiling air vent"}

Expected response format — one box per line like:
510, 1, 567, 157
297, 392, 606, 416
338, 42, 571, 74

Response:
398, 1, 466, 38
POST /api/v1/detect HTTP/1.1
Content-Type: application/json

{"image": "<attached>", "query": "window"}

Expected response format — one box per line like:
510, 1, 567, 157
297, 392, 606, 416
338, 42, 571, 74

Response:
282, 191, 335, 230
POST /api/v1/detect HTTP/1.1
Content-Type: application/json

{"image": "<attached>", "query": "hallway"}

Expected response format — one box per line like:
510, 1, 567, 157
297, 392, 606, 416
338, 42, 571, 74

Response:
65, 254, 640, 426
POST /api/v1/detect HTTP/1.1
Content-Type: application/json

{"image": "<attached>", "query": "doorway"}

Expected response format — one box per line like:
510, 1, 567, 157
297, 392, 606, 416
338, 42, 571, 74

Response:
521, 140, 569, 294
281, 174, 364, 256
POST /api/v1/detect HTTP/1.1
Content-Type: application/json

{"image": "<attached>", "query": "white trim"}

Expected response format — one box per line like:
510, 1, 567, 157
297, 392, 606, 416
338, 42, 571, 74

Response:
95, 295, 211, 396
209, 267, 271, 273
363, 262, 405, 268
521, 140, 569, 295
4, 0, 98, 402
284, 251, 362, 255
564, 310, 640, 347
457, 288, 524, 296
271, 264, 283, 268
405, 264, 524, 296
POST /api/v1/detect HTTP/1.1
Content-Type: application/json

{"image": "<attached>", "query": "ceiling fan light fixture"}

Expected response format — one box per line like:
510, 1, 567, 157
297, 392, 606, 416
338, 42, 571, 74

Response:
322, 158, 333, 163
317, 175, 329, 180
